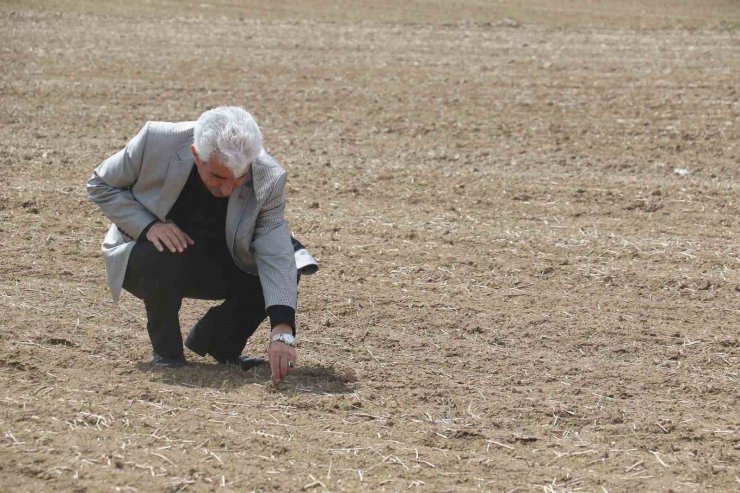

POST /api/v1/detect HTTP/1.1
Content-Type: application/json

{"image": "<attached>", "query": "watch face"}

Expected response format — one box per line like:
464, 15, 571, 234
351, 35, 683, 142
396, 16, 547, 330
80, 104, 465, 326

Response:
275, 333, 295, 345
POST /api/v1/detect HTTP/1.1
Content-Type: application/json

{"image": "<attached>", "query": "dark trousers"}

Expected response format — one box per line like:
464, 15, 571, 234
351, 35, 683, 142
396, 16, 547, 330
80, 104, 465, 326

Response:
122, 241, 270, 362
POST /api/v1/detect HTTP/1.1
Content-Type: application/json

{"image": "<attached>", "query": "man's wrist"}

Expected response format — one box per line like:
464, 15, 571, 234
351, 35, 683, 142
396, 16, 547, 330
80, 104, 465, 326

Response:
271, 323, 293, 336
138, 219, 160, 241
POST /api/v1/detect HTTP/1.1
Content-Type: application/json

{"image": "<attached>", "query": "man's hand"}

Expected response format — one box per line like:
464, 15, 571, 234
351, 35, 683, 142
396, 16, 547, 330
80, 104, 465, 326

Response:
268, 324, 297, 383
146, 221, 194, 253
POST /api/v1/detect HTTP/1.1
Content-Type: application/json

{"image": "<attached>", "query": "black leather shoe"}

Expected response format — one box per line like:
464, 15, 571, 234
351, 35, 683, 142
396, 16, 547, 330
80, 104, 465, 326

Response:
202, 351, 267, 370
185, 336, 265, 370
229, 355, 267, 371
153, 353, 187, 368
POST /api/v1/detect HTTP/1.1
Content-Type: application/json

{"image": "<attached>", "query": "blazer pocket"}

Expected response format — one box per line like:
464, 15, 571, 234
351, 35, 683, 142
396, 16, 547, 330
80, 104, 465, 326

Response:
235, 224, 255, 242
233, 238, 258, 274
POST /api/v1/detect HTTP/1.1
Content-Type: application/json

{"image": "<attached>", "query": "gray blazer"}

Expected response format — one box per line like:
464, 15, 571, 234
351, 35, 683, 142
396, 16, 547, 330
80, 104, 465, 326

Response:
86, 121, 297, 310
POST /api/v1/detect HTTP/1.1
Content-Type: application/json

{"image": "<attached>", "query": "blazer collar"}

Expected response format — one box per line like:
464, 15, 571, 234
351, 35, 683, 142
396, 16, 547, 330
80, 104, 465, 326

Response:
235, 158, 271, 203
250, 157, 274, 203
176, 144, 194, 162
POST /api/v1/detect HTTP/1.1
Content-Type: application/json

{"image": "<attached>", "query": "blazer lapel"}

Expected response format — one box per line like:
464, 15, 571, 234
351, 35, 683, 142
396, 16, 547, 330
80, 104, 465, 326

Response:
223, 153, 281, 252
226, 181, 252, 252
156, 144, 194, 220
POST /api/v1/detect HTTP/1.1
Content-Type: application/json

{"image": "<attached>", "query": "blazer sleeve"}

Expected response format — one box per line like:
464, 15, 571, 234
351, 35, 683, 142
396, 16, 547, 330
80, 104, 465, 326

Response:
250, 172, 298, 310
86, 122, 159, 239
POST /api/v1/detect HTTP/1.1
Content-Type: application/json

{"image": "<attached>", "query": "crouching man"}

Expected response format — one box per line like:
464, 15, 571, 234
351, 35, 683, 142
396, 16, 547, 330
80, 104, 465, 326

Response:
87, 106, 316, 382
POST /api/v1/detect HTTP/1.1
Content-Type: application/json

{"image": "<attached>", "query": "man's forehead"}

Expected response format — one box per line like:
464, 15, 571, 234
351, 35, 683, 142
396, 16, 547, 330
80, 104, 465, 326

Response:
207, 157, 251, 180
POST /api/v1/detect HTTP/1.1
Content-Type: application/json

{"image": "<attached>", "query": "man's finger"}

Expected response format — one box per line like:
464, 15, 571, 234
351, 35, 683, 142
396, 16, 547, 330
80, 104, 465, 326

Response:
169, 230, 188, 252
285, 349, 296, 373
269, 352, 280, 382
170, 225, 190, 250
152, 237, 164, 253
179, 232, 192, 249
279, 357, 288, 381
176, 228, 193, 248
170, 231, 186, 251
165, 233, 181, 252
166, 228, 186, 251
173, 224, 195, 248
160, 235, 178, 253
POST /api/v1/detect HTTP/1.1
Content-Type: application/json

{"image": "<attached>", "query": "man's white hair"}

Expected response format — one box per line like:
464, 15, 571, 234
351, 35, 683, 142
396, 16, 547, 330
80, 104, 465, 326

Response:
193, 106, 263, 176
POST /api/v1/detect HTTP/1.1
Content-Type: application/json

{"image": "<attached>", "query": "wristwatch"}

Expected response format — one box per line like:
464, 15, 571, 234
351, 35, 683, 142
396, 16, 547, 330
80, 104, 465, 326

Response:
270, 333, 296, 347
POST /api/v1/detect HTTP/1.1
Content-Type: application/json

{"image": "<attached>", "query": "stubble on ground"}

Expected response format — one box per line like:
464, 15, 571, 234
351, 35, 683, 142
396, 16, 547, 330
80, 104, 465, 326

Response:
0, 1, 739, 491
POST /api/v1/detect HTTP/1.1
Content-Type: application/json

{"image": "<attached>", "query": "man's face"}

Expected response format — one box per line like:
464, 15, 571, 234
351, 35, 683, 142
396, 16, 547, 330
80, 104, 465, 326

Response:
191, 145, 250, 197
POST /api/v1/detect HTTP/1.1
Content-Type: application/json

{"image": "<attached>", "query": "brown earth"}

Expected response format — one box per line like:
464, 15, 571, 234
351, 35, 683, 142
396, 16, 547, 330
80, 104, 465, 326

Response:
1, 1, 739, 491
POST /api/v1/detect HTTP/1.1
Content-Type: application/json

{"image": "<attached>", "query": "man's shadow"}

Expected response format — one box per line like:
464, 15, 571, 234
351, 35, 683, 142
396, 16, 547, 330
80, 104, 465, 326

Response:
138, 361, 357, 395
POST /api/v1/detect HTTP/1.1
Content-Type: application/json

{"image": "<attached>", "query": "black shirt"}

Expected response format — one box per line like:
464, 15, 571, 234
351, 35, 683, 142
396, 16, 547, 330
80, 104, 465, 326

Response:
141, 166, 295, 331
167, 165, 230, 261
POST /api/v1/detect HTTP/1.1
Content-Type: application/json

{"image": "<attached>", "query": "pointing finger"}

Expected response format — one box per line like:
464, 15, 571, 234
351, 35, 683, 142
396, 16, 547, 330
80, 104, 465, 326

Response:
279, 357, 288, 381
269, 351, 280, 383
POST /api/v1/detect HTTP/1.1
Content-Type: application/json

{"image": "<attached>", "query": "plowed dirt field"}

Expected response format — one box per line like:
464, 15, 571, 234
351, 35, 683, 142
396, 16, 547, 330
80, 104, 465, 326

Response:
1, 1, 739, 491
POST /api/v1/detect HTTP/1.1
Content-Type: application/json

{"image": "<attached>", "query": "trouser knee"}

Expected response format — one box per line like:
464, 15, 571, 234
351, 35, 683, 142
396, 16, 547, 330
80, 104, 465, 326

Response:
124, 241, 189, 300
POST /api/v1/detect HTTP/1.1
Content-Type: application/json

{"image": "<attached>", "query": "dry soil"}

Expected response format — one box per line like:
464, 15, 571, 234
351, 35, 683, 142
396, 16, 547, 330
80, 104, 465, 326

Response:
0, 1, 739, 491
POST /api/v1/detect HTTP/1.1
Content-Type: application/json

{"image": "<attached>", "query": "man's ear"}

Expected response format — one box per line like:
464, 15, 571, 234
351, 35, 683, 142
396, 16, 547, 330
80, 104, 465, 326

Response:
190, 144, 201, 166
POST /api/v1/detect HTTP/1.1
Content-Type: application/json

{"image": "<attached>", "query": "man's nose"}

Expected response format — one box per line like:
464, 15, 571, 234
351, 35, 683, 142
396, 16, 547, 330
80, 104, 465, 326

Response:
220, 182, 234, 196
